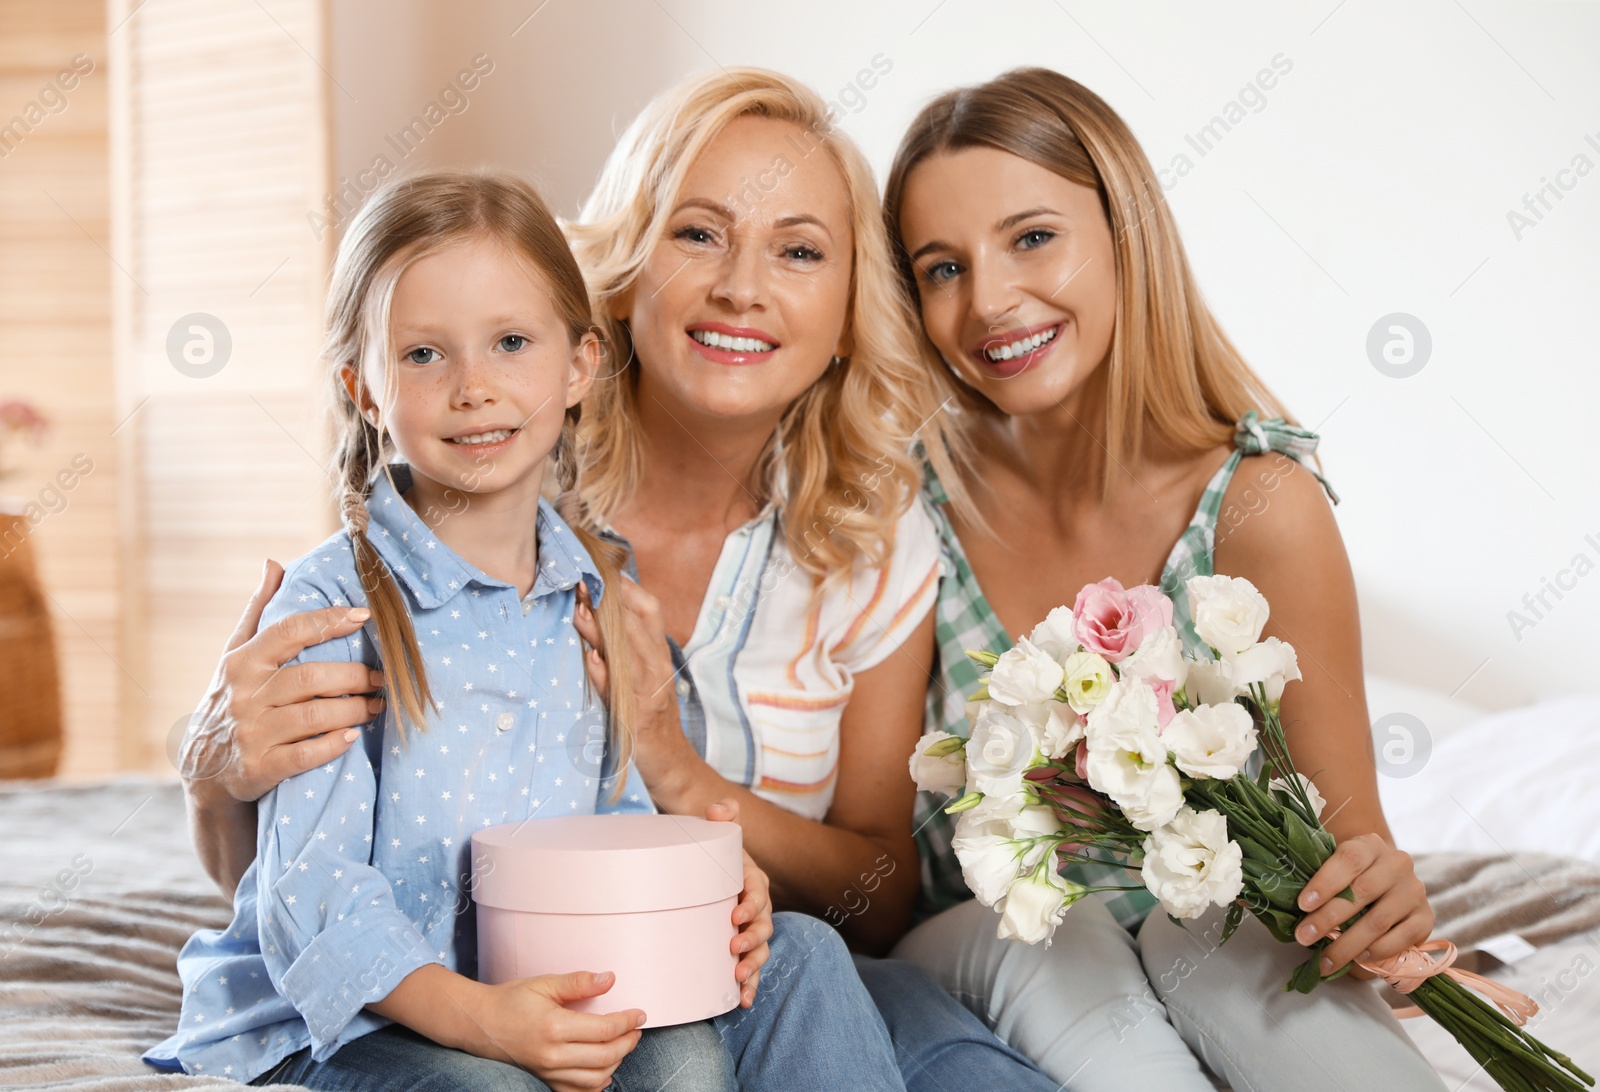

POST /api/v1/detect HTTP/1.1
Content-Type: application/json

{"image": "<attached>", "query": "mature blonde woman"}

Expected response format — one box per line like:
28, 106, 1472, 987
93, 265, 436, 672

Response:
177, 69, 1055, 1091
884, 67, 1447, 1091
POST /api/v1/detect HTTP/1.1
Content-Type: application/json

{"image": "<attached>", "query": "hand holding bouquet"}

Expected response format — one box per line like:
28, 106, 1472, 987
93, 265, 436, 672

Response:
911, 574, 1592, 1092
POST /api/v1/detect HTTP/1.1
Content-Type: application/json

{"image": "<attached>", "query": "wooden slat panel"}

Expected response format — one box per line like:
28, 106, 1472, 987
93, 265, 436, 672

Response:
0, 0, 118, 778
110, 0, 333, 771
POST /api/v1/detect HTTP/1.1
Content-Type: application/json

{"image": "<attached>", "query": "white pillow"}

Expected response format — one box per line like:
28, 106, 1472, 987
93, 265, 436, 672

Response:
1364, 672, 1487, 746
1378, 695, 1600, 862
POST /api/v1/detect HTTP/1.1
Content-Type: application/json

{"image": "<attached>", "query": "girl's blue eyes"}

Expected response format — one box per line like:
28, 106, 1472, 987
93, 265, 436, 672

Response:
403, 335, 527, 365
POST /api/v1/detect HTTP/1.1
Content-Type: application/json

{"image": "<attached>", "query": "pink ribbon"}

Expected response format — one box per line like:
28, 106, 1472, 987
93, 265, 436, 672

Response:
1328, 930, 1539, 1025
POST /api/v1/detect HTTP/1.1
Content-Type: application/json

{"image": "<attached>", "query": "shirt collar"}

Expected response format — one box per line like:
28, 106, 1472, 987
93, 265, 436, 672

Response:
364, 465, 605, 610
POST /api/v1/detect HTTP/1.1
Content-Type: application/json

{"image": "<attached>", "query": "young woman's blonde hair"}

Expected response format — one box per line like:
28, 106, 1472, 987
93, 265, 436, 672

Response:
565, 67, 949, 578
883, 67, 1292, 497
323, 170, 635, 778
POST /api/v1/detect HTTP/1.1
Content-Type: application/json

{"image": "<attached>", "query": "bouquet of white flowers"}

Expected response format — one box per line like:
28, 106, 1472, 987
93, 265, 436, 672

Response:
912, 574, 1591, 1092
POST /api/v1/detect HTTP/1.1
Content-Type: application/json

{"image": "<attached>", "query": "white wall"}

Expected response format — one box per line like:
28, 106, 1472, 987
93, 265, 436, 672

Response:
330, 0, 1600, 709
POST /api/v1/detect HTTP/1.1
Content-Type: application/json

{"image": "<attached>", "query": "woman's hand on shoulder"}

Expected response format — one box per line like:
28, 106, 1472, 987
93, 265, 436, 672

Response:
185, 560, 384, 806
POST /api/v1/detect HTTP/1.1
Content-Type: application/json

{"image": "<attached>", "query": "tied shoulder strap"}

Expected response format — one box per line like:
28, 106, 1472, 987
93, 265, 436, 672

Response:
1234, 409, 1340, 505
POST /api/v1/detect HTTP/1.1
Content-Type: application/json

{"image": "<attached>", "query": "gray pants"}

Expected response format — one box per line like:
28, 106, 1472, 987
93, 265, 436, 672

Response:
892, 896, 1447, 1091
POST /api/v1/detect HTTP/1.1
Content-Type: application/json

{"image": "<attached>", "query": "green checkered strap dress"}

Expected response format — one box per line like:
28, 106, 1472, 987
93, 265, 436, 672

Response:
913, 411, 1338, 927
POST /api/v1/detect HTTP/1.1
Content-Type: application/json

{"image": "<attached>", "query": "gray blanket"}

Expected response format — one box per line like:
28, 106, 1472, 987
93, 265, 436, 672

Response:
0, 778, 302, 1089
3, 777, 1597, 1090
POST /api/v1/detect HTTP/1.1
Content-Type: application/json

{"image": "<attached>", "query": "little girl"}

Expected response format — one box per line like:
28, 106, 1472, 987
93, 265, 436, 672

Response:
144, 171, 905, 1092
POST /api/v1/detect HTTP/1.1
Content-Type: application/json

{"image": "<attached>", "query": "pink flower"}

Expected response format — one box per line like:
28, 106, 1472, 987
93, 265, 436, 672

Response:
1044, 781, 1112, 858
1148, 677, 1177, 729
0, 399, 47, 439
1072, 579, 1173, 663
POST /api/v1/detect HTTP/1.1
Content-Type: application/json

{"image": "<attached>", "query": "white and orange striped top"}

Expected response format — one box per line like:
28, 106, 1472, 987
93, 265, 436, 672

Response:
630, 498, 941, 822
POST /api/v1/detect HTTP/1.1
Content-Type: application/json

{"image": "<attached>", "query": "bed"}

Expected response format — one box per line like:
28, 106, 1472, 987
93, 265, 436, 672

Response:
3, 682, 1597, 1090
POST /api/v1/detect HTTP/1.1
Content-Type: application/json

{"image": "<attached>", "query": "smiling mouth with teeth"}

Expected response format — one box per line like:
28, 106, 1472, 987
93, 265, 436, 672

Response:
689, 329, 777, 353
447, 428, 518, 446
984, 326, 1058, 363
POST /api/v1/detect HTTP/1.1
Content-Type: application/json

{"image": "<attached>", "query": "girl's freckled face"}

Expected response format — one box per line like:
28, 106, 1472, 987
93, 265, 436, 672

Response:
369, 238, 593, 502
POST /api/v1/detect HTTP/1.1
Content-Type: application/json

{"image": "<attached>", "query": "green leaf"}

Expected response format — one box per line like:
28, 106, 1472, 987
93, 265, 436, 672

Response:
1287, 953, 1324, 994
1282, 809, 1334, 872
1220, 901, 1244, 945
1235, 836, 1283, 865
1242, 861, 1302, 911
1255, 907, 1300, 944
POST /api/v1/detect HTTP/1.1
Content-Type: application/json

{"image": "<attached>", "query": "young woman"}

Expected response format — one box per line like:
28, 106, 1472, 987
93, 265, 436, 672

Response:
174, 70, 1056, 1091
881, 67, 1448, 1090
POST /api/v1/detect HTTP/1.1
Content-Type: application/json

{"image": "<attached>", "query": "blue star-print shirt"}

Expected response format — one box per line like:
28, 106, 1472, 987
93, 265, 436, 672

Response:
145, 465, 651, 1082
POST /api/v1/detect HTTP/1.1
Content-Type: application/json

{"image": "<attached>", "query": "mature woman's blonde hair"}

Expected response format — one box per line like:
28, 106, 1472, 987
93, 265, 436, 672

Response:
323, 170, 635, 779
883, 67, 1292, 496
565, 68, 946, 578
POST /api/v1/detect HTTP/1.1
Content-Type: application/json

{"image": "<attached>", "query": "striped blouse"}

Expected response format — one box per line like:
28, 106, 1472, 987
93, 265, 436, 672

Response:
617, 497, 942, 823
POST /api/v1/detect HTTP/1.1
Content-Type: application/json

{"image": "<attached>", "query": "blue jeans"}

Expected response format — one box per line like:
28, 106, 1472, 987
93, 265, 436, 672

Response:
853, 954, 1061, 1092
256, 912, 902, 1091
253, 1020, 733, 1091
710, 911, 903, 1091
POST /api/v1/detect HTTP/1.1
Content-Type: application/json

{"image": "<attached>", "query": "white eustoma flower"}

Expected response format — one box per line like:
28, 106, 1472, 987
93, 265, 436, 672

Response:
965, 705, 1041, 797
1230, 637, 1301, 704
1119, 625, 1188, 691
1187, 575, 1270, 659
966, 786, 1028, 825
987, 637, 1066, 706
1011, 699, 1085, 760
1140, 806, 1245, 919
1162, 703, 1259, 779
1269, 773, 1326, 819
1060, 650, 1116, 714
995, 867, 1083, 945
952, 811, 1026, 907
1007, 804, 1067, 869
1029, 605, 1080, 662
1083, 681, 1183, 831
1184, 658, 1241, 706
1118, 765, 1183, 831
908, 731, 968, 797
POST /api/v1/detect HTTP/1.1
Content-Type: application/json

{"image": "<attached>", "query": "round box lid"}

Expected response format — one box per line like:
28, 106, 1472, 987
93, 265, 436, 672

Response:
473, 814, 744, 915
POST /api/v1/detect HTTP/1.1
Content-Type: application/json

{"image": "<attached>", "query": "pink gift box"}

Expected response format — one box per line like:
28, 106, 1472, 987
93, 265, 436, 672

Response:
472, 814, 743, 1027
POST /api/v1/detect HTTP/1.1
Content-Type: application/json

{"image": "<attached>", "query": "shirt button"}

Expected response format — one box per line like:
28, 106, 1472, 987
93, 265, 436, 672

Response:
521, 600, 532, 615
714, 594, 731, 611
496, 713, 514, 733
675, 677, 691, 699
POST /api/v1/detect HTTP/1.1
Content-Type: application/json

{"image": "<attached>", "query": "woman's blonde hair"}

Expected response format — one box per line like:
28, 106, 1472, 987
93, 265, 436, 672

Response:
883, 67, 1292, 496
565, 67, 946, 578
323, 170, 635, 779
